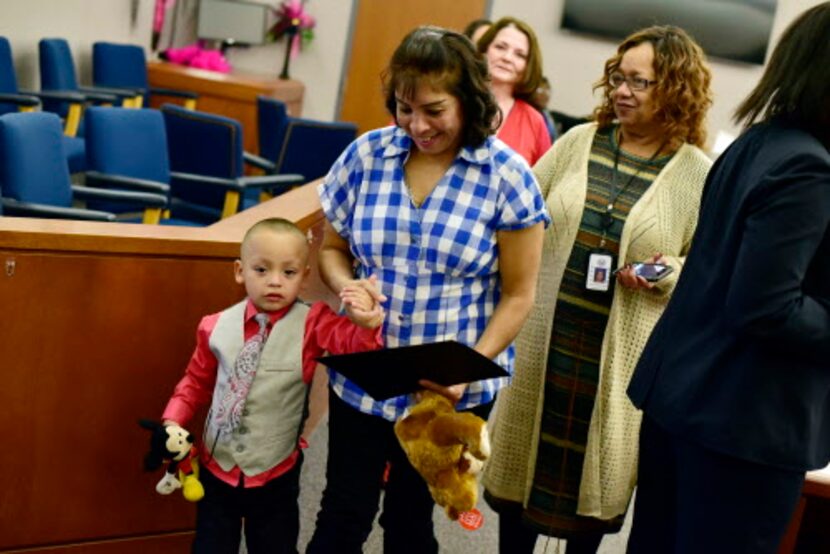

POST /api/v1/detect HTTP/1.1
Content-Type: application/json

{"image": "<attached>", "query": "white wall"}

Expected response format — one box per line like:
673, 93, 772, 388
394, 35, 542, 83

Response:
1, 0, 824, 138
0, 0, 351, 122
0, 0, 153, 89
488, 0, 826, 144
225, 0, 354, 121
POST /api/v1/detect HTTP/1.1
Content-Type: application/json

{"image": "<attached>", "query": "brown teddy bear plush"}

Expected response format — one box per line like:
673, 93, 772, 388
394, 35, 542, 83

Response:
394, 391, 491, 520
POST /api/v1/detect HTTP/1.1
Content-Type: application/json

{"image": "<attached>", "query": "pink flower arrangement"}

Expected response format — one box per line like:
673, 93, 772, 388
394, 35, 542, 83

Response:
162, 44, 231, 73
268, 0, 316, 59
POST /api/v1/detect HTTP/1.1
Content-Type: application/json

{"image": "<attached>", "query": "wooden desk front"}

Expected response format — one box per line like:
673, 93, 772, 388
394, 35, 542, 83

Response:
779, 467, 830, 553
147, 61, 305, 154
0, 184, 326, 553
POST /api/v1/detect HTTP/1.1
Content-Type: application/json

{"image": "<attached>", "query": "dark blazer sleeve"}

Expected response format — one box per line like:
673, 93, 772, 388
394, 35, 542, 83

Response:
724, 150, 830, 362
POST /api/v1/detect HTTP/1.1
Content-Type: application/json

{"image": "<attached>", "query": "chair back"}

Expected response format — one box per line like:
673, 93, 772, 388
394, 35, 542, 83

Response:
85, 107, 170, 183
0, 37, 19, 94
93, 42, 149, 91
38, 38, 79, 119
39, 38, 78, 91
161, 104, 244, 221
0, 112, 72, 206
162, 104, 243, 178
256, 96, 289, 163
276, 118, 357, 181
0, 37, 20, 117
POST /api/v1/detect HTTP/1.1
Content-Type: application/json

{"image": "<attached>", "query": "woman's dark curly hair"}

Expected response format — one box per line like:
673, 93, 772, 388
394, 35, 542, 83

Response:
384, 26, 500, 148
593, 25, 712, 149
476, 17, 543, 103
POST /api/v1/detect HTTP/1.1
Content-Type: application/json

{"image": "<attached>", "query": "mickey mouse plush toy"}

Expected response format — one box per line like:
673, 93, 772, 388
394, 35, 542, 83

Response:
139, 419, 205, 502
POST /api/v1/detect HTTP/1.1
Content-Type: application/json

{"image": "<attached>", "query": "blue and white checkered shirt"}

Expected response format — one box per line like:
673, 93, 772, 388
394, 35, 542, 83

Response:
319, 126, 550, 421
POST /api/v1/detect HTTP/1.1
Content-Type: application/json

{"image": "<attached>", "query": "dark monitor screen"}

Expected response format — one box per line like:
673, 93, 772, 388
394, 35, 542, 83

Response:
561, 0, 777, 65
197, 0, 270, 45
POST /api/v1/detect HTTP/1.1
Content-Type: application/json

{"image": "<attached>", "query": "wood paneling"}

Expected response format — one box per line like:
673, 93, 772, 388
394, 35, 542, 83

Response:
779, 473, 830, 553
0, 184, 326, 552
339, 0, 487, 134
147, 61, 305, 155
1, 533, 194, 554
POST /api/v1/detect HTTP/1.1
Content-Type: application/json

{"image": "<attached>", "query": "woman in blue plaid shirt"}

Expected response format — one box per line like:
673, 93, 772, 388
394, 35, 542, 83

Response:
306, 26, 550, 554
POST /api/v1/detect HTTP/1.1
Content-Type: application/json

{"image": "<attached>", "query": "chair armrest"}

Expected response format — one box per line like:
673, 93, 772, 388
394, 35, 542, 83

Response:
72, 185, 168, 208
169, 171, 244, 192
79, 86, 140, 101
243, 151, 276, 173
168, 172, 304, 194
20, 89, 85, 104
238, 174, 305, 194
1, 197, 115, 221
0, 93, 40, 108
72, 89, 120, 104
86, 171, 170, 195
150, 87, 198, 100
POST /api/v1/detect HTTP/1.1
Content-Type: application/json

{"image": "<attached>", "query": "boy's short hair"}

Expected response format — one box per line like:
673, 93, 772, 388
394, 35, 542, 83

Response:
241, 218, 309, 256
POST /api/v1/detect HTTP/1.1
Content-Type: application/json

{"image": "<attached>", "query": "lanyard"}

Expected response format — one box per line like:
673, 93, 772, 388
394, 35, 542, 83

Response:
600, 131, 667, 246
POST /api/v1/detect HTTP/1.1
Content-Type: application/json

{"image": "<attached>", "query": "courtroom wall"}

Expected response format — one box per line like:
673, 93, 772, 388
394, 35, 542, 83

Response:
1, 0, 826, 143
489, 0, 826, 143
0, 0, 153, 90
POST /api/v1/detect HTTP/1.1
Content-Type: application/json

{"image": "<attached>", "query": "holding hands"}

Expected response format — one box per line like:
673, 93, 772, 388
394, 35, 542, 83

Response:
340, 274, 387, 329
341, 274, 469, 404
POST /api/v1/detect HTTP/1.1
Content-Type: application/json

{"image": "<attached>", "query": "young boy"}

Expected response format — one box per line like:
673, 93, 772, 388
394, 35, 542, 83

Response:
161, 217, 383, 554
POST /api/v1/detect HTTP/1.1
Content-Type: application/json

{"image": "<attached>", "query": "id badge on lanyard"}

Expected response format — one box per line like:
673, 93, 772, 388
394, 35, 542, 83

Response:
585, 248, 615, 292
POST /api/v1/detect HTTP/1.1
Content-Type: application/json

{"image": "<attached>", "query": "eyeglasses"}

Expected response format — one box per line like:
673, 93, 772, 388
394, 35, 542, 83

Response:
608, 72, 656, 91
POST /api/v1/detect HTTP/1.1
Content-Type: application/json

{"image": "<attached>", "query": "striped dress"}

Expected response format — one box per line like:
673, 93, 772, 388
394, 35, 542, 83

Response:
523, 126, 672, 536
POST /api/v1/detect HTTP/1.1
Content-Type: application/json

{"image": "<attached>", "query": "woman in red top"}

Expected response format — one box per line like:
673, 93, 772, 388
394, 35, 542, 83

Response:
478, 17, 552, 166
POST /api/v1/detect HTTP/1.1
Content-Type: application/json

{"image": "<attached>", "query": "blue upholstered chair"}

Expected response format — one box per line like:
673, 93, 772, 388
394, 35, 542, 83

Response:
83, 107, 179, 222
161, 104, 303, 224
92, 42, 197, 109
0, 112, 166, 222
38, 38, 139, 126
273, 117, 357, 181
245, 100, 357, 184
244, 96, 290, 173
0, 36, 87, 173
0, 37, 39, 117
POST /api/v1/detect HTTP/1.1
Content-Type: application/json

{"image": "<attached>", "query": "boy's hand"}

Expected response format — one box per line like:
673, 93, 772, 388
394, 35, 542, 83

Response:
340, 274, 386, 328
340, 285, 376, 312
340, 275, 386, 308
346, 301, 385, 329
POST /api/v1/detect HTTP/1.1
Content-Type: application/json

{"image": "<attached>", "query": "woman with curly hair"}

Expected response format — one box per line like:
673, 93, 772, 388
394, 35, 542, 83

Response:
482, 25, 713, 553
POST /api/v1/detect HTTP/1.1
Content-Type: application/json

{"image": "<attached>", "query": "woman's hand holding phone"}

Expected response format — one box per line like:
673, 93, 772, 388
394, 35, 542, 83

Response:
615, 252, 667, 290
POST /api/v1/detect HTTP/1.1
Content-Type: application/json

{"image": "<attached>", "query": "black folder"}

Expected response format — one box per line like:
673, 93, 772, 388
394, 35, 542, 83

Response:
317, 340, 509, 401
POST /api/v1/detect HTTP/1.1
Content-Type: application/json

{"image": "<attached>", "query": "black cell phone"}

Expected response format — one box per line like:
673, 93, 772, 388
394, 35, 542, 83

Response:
631, 262, 673, 282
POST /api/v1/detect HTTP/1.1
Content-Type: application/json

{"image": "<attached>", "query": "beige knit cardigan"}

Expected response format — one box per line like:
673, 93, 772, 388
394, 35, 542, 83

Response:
483, 123, 712, 519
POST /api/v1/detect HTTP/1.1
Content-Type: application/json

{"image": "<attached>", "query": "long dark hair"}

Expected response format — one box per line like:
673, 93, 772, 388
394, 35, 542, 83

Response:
734, 2, 830, 139
384, 26, 499, 148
